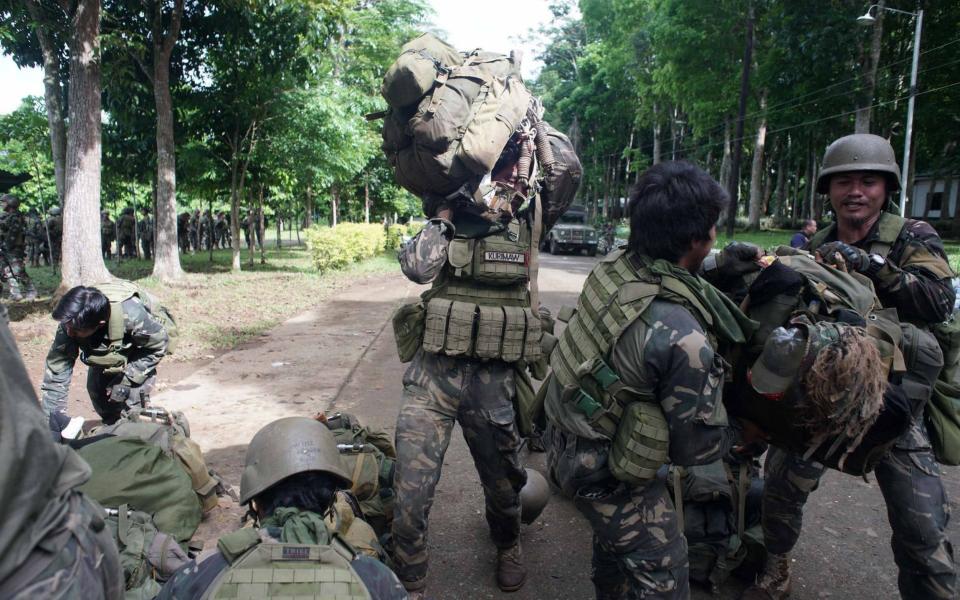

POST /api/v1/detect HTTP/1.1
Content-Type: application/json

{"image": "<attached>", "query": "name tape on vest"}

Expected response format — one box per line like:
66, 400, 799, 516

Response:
281, 546, 311, 560
484, 251, 526, 264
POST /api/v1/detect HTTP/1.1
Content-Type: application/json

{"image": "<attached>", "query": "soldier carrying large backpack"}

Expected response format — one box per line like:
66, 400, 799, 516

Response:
380, 33, 581, 597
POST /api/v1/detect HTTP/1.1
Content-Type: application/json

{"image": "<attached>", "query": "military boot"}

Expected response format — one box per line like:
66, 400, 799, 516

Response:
496, 544, 526, 592
740, 553, 791, 600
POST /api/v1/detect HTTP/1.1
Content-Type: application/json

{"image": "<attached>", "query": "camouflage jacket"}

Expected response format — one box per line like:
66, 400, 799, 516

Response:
546, 297, 735, 467
117, 213, 136, 237
0, 211, 26, 255
40, 297, 169, 416
46, 215, 62, 239
138, 216, 153, 241
807, 216, 955, 325
100, 218, 115, 241
25, 214, 43, 242
399, 219, 453, 284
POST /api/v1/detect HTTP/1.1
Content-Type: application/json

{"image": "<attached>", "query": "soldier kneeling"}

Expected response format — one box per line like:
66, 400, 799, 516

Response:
157, 417, 408, 599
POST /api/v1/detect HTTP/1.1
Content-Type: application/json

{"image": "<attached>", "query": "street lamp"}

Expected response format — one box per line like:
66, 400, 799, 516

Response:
857, 4, 923, 218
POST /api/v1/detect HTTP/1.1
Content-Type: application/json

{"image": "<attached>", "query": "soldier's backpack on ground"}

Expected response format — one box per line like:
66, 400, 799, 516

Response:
379, 32, 533, 199
74, 435, 202, 543
105, 505, 189, 599
93, 406, 227, 513
669, 460, 766, 594
94, 279, 180, 355
322, 412, 397, 537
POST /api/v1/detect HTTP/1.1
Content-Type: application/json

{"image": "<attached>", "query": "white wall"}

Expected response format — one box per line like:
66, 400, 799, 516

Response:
910, 177, 959, 219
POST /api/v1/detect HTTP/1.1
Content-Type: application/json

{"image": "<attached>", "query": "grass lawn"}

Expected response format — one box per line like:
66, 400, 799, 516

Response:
7, 245, 400, 365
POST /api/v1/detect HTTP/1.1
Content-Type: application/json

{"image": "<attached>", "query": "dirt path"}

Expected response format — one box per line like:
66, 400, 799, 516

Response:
151, 255, 957, 600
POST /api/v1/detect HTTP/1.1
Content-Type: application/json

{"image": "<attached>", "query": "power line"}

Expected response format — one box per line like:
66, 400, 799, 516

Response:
627, 35, 960, 157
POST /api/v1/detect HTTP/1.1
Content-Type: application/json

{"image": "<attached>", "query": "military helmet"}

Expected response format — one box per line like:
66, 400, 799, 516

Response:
0, 194, 19, 209
48, 206, 61, 216
240, 417, 353, 505
123, 206, 134, 215
816, 134, 901, 194
519, 468, 550, 524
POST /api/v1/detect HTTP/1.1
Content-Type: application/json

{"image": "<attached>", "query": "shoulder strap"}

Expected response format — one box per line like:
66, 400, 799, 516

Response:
808, 222, 835, 250
217, 528, 261, 565
870, 212, 908, 258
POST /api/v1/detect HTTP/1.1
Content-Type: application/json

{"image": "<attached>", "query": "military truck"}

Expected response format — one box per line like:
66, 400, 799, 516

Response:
542, 205, 598, 256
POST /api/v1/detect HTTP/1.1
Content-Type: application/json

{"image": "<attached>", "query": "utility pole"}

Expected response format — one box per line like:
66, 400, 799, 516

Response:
726, 2, 754, 238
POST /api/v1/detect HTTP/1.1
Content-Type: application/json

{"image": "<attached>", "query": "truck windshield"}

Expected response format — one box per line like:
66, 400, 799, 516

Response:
559, 214, 586, 225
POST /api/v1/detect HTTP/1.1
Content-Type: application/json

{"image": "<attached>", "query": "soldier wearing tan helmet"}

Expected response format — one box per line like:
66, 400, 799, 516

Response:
743, 134, 957, 600
157, 416, 408, 599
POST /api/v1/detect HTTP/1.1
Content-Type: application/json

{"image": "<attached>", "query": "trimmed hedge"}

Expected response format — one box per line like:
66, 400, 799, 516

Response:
305, 223, 387, 273
385, 224, 405, 251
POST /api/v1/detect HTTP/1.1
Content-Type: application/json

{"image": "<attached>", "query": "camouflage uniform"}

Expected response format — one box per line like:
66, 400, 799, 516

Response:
0, 304, 124, 600
138, 212, 153, 260
760, 214, 957, 599
544, 255, 743, 600
189, 210, 200, 252
215, 213, 228, 248
40, 294, 169, 424
0, 204, 36, 300
100, 213, 115, 259
176, 212, 190, 253
46, 209, 62, 264
117, 209, 136, 258
25, 210, 43, 267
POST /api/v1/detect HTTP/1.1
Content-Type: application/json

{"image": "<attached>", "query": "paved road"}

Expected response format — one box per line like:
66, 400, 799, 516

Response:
155, 252, 959, 600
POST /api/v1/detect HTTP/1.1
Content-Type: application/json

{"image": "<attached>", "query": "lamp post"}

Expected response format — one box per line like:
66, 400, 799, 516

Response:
857, 4, 923, 218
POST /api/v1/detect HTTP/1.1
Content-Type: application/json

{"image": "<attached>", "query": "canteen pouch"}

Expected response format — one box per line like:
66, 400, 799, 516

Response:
609, 401, 670, 485
392, 301, 426, 363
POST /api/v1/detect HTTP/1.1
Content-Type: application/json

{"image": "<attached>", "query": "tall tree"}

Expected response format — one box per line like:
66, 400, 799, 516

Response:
58, 0, 110, 287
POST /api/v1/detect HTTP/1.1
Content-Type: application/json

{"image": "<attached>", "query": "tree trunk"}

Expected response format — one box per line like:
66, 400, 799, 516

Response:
258, 182, 266, 264
855, 0, 885, 133
229, 155, 242, 272
149, 0, 184, 282
25, 0, 67, 205
726, 3, 754, 238
719, 118, 732, 194
652, 102, 661, 165
304, 184, 314, 228
748, 91, 768, 230
364, 182, 370, 224
774, 156, 786, 221
58, 0, 110, 289
330, 185, 339, 227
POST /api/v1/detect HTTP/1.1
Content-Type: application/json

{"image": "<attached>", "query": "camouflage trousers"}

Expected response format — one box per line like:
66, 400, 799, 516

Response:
391, 349, 527, 591
546, 423, 689, 600
763, 420, 956, 600
0, 492, 123, 600
1, 256, 34, 300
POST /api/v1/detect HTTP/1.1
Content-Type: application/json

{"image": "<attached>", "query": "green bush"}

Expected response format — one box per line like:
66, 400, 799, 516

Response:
405, 220, 426, 238
305, 223, 386, 273
385, 224, 405, 251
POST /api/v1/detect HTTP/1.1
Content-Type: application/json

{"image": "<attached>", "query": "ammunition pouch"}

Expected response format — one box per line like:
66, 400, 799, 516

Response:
421, 297, 541, 362
609, 401, 670, 485
84, 349, 129, 373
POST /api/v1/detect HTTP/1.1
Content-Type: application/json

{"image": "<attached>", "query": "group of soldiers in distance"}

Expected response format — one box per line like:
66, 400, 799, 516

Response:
94, 207, 266, 263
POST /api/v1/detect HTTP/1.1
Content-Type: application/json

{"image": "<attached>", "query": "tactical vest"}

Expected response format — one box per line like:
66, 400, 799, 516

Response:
210, 528, 371, 600
549, 250, 718, 483
83, 281, 178, 372
422, 217, 542, 362
808, 211, 906, 259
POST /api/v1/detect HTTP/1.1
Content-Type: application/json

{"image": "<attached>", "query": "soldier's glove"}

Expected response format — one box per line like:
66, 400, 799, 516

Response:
816, 241, 870, 273
108, 383, 132, 404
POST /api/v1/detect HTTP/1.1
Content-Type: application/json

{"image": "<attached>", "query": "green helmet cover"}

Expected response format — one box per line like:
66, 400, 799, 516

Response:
816, 133, 901, 194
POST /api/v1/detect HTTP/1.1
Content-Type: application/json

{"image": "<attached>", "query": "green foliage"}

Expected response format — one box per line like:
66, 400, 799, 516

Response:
385, 224, 405, 251
405, 220, 425, 238
0, 97, 57, 212
305, 223, 388, 273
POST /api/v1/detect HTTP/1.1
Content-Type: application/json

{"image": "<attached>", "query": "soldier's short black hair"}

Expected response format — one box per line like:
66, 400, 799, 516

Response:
627, 161, 728, 262
52, 286, 110, 330
255, 471, 339, 518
